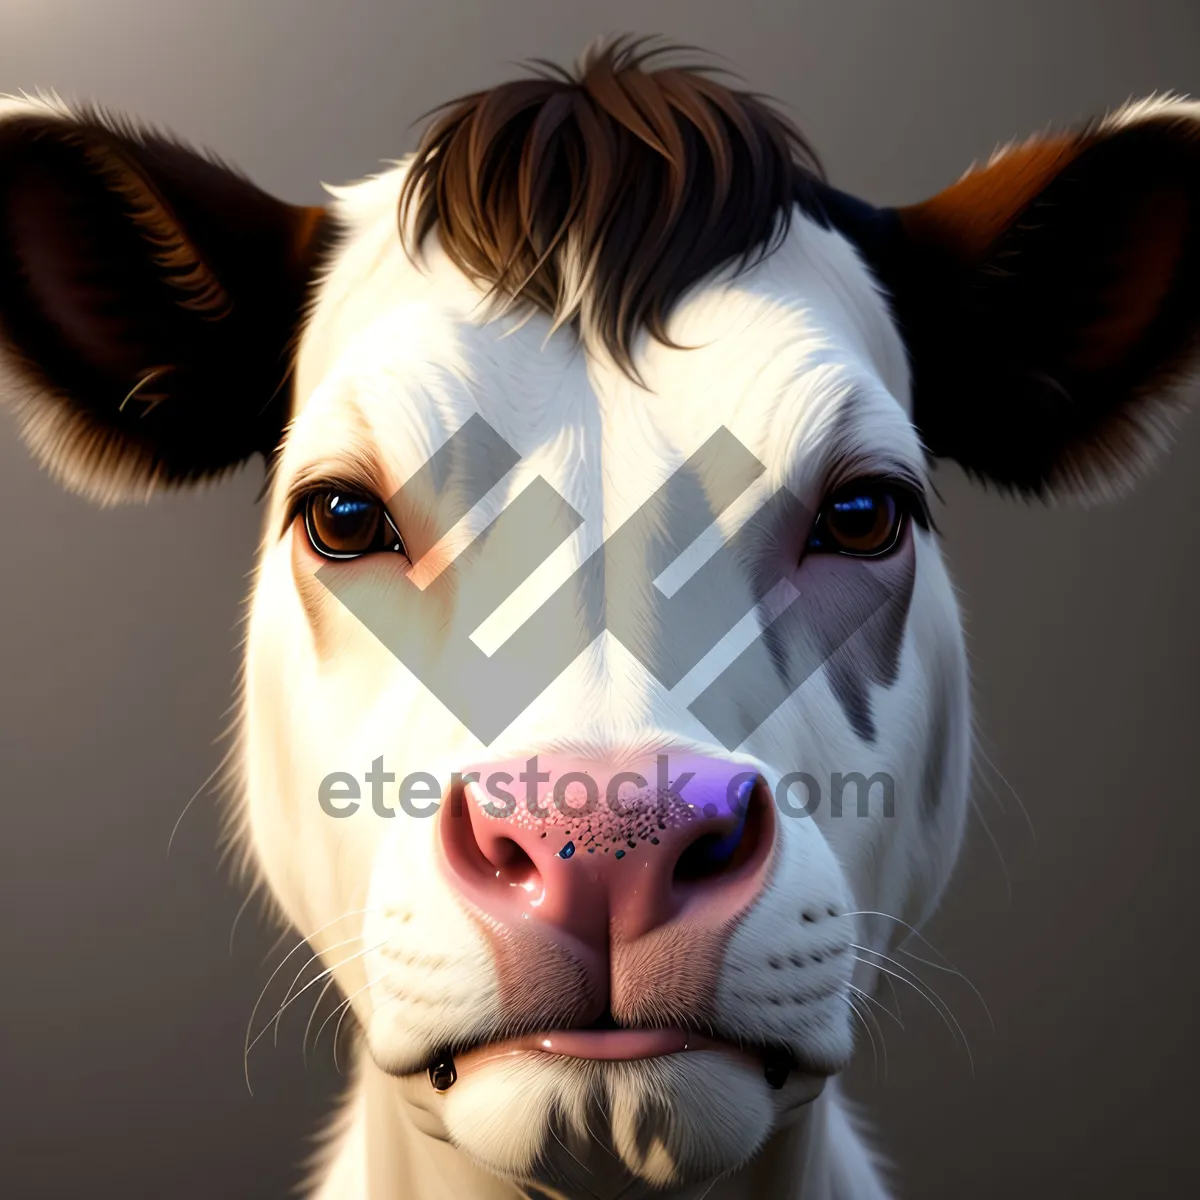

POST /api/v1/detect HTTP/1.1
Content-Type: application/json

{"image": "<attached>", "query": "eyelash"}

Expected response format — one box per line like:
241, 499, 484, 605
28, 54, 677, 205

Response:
826, 474, 928, 515
285, 479, 369, 522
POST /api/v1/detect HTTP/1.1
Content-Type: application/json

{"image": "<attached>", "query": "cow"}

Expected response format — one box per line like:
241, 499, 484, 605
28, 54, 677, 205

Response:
2, 36, 1197, 1200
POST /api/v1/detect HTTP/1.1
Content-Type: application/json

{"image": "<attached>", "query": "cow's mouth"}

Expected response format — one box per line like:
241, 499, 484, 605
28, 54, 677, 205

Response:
422, 1010, 809, 1092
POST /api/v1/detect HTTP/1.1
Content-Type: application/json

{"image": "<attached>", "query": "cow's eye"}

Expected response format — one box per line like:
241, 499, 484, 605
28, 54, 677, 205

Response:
807, 483, 907, 557
302, 491, 406, 560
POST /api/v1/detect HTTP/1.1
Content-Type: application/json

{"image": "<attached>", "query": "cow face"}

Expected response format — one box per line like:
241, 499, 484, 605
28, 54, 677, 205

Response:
2, 45, 1197, 1194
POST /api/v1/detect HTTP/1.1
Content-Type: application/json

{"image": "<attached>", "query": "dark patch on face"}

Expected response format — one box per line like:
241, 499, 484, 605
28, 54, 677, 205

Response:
777, 523, 916, 744
685, 483, 919, 750
760, 616, 794, 689
821, 534, 916, 742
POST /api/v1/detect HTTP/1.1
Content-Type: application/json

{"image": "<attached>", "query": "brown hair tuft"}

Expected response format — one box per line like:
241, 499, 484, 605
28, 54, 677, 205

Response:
398, 36, 823, 373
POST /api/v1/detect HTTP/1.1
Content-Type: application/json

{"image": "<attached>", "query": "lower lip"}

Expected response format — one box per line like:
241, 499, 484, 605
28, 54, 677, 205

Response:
460, 1027, 728, 1065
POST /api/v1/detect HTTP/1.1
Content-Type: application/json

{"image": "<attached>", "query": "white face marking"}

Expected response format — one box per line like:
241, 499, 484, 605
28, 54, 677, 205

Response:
240, 165, 972, 1189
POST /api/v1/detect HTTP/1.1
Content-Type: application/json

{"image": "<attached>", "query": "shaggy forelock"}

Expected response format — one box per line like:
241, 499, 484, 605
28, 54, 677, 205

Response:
397, 35, 823, 373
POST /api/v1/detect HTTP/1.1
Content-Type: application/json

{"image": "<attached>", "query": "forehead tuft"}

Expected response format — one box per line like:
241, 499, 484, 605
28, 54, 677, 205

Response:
395, 36, 824, 375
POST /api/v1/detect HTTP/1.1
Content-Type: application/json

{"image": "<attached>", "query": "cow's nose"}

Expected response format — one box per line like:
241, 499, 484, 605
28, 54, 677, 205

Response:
438, 755, 775, 953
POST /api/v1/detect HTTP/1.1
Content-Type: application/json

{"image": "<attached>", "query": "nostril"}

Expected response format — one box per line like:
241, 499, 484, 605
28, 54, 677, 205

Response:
674, 829, 741, 881
489, 835, 530, 869
440, 783, 544, 894
489, 837, 541, 890
672, 777, 766, 885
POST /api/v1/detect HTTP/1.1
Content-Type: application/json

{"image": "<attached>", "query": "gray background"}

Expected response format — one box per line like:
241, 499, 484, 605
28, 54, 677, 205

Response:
1, 1, 1198, 1196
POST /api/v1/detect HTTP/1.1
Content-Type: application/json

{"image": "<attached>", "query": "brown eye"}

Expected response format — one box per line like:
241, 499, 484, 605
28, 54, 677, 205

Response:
302, 491, 405, 560
808, 485, 904, 557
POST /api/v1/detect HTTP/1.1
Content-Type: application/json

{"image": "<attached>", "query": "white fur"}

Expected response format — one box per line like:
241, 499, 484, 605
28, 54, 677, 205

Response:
233, 160, 972, 1199
5, 88, 1197, 1199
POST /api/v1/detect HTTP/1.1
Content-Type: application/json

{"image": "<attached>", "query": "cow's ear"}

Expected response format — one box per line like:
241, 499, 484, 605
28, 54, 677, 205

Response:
0, 95, 332, 504
887, 97, 1200, 498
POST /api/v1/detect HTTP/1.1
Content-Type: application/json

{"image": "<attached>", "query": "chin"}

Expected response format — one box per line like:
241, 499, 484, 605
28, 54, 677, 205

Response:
388, 1048, 826, 1192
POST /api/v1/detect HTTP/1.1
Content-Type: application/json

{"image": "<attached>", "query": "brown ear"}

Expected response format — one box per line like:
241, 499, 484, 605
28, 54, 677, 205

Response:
888, 98, 1200, 498
0, 95, 333, 504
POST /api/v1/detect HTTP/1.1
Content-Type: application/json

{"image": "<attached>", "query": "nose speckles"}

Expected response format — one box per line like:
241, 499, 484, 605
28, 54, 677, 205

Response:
478, 782, 709, 859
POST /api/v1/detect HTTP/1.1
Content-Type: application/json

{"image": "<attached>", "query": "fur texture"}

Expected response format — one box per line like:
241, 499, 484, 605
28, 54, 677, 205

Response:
1, 46, 1198, 1200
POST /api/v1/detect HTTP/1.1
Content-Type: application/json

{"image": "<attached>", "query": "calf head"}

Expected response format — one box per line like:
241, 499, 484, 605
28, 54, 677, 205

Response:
3, 43, 1199, 1194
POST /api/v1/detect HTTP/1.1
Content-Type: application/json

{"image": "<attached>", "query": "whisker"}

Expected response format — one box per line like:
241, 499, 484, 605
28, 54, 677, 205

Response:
166, 752, 231, 858
970, 794, 1013, 904
227, 891, 255, 958
313, 978, 377, 1071
259, 925, 293, 968
333, 982, 374, 1074
692, 1170, 732, 1200
976, 740, 1037, 846
880, 967, 902, 1021
895, 948, 995, 1032
248, 943, 384, 1060
853, 943, 938, 999
314, 990, 363, 1055
857, 939, 993, 1042
841, 911, 980, 981
848, 980, 894, 1082
843, 993, 883, 1083
854, 979, 892, 1084
851, 951, 975, 1075
273, 933, 365, 1046
840, 910, 994, 1031
243, 906, 377, 1094
974, 758, 1009, 816
304, 973, 343, 1065
848, 979, 904, 1031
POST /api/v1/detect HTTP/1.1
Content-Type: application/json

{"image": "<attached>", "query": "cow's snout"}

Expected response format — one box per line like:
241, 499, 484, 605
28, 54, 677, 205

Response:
438, 755, 776, 959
